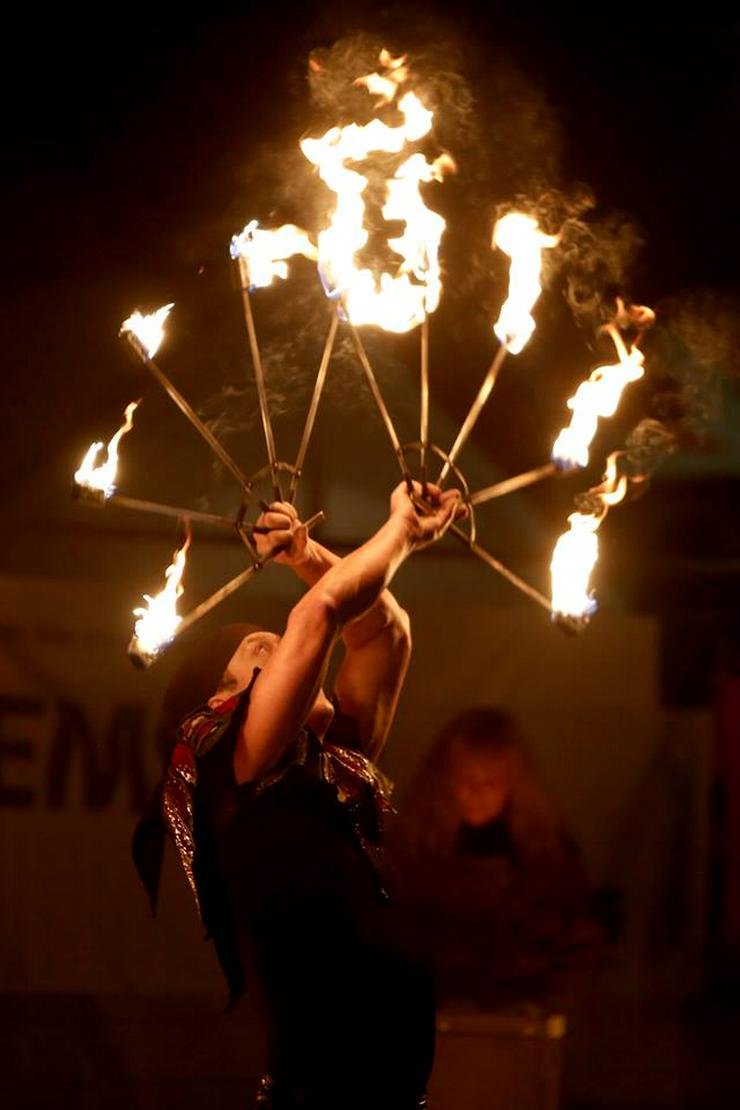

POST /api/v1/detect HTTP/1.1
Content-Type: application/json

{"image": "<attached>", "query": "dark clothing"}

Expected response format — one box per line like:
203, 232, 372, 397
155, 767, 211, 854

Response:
455, 815, 514, 859
394, 815, 602, 1011
134, 677, 435, 1110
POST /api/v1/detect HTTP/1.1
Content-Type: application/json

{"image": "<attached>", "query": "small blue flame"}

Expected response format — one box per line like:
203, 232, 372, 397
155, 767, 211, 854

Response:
551, 452, 582, 475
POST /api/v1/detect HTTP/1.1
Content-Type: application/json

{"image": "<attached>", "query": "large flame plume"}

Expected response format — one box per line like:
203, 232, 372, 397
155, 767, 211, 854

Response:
300, 56, 452, 332
74, 401, 139, 498
132, 533, 191, 660
552, 303, 654, 470
355, 48, 409, 102
231, 220, 318, 290
550, 453, 628, 621
493, 213, 558, 354
121, 303, 174, 360
234, 51, 453, 332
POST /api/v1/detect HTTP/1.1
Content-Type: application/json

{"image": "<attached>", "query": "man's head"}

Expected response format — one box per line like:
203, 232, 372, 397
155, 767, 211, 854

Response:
219, 629, 335, 739
163, 622, 334, 739
211, 629, 281, 703
162, 622, 268, 731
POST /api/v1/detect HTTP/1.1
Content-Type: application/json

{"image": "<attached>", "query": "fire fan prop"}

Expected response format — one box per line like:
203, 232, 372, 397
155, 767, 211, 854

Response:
73, 49, 661, 664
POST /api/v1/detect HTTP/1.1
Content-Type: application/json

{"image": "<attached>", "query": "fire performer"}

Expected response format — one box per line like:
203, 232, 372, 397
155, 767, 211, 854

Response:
133, 480, 463, 1110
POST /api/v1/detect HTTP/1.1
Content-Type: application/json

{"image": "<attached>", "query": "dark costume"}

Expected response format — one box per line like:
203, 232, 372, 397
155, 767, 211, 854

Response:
134, 669, 434, 1110
395, 813, 600, 1010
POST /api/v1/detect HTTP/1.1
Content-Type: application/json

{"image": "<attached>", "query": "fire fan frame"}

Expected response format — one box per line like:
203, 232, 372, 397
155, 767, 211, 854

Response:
72, 48, 659, 665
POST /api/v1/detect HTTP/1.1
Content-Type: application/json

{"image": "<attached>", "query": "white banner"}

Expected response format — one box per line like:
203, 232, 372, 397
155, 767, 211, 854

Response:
0, 575, 222, 995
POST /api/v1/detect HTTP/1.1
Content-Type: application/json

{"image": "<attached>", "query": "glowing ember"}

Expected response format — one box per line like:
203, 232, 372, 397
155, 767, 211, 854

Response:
120, 304, 174, 360
230, 219, 317, 290
552, 317, 648, 470
550, 453, 628, 621
74, 401, 139, 498
493, 213, 558, 354
131, 534, 191, 660
299, 52, 453, 332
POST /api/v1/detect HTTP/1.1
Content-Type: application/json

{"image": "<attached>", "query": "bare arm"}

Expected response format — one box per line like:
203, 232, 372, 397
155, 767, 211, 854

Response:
234, 483, 460, 782
254, 504, 412, 759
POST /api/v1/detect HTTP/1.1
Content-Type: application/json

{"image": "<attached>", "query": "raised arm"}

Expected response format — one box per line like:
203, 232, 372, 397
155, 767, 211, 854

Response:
253, 503, 413, 760
234, 483, 461, 782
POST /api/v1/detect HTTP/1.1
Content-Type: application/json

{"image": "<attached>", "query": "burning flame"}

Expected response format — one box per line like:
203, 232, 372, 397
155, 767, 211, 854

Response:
550, 453, 628, 621
74, 401, 139, 498
229, 52, 451, 330
298, 51, 453, 332
132, 533, 191, 659
230, 219, 317, 290
355, 50, 409, 103
121, 303, 174, 360
552, 314, 649, 470
493, 213, 558, 354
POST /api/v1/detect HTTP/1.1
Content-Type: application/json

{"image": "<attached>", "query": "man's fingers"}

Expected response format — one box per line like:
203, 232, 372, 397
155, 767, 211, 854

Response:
423, 481, 443, 502
434, 491, 463, 532
416, 494, 457, 537
259, 511, 292, 532
441, 488, 467, 521
265, 501, 298, 523
267, 529, 294, 550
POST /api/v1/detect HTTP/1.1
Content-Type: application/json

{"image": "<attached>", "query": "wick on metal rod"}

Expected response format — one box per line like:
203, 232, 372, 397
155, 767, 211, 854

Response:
128, 510, 325, 667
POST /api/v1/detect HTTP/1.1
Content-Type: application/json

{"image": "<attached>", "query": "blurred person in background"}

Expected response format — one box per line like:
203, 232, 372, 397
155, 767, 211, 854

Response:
391, 707, 605, 1014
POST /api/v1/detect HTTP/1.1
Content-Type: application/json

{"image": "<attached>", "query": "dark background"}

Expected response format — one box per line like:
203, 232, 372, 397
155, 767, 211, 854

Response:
4, 0, 739, 623
3, 3, 740, 1108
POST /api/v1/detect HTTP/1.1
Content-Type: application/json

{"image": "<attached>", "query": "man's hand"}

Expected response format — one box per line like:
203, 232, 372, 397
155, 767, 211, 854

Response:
253, 501, 309, 565
390, 480, 465, 551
